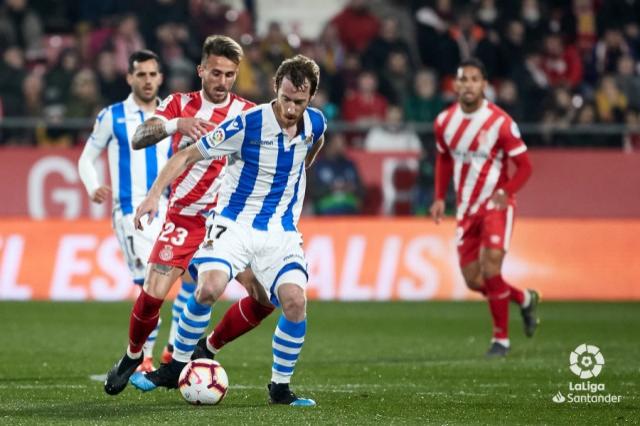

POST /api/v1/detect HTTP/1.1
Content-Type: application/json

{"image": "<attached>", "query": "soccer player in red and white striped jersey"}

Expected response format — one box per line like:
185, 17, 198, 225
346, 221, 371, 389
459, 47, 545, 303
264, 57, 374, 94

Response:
105, 36, 274, 395
430, 58, 540, 357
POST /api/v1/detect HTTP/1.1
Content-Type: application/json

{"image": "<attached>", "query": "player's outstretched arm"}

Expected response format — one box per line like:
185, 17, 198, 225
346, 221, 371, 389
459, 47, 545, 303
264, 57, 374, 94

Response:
305, 135, 325, 169
134, 144, 203, 229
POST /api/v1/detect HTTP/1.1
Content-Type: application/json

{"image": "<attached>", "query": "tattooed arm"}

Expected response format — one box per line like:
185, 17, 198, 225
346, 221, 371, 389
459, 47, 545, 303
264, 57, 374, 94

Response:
132, 117, 214, 150
132, 117, 170, 150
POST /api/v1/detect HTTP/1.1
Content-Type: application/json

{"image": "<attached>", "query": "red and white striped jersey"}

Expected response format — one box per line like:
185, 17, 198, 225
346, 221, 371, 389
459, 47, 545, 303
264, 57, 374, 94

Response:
153, 91, 255, 216
434, 100, 527, 220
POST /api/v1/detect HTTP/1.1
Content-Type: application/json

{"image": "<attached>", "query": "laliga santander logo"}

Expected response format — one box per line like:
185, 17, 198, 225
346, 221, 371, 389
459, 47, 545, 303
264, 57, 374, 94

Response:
569, 343, 605, 379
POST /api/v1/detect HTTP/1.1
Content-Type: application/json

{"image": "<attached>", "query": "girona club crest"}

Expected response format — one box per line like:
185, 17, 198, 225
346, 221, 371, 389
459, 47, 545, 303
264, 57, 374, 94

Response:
159, 244, 174, 262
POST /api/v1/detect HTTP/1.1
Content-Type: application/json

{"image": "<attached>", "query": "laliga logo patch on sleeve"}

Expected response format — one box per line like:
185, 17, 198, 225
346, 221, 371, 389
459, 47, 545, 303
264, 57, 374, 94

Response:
510, 121, 521, 138
210, 128, 226, 145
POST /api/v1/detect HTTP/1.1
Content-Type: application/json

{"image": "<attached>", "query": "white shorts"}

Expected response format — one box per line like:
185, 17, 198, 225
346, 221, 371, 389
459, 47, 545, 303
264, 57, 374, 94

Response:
112, 205, 166, 284
190, 214, 308, 306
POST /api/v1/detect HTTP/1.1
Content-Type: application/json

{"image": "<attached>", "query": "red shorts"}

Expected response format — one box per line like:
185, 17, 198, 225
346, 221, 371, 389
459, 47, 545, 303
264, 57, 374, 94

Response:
148, 209, 207, 270
456, 202, 516, 267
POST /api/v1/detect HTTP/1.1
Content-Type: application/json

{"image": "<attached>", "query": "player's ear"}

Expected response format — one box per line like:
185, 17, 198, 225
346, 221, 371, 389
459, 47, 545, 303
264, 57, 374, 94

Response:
197, 64, 204, 78
126, 73, 133, 87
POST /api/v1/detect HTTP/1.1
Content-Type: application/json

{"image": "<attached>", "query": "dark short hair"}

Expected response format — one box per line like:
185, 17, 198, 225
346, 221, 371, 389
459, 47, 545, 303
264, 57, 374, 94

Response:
201, 35, 243, 64
457, 57, 488, 80
128, 50, 161, 74
274, 54, 320, 96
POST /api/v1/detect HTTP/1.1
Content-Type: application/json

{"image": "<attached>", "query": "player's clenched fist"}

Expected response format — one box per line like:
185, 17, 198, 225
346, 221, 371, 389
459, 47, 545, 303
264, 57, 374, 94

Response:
134, 195, 160, 230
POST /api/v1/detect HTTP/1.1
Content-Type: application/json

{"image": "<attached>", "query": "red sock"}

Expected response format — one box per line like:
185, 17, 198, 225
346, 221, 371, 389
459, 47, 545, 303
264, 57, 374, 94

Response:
209, 297, 275, 350
484, 275, 510, 339
506, 280, 525, 305
128, 290, 164, 354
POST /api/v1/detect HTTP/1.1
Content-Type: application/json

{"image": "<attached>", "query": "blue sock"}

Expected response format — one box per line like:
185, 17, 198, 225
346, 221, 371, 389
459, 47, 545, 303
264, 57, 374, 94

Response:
271, 315, 306, 384
168, 281, 196, 347
173, 296, 211, 362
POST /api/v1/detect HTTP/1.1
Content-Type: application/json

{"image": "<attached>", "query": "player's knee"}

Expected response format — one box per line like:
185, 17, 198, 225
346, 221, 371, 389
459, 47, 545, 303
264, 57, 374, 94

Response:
464, 276, 484, 291
278, 285, 306, 322
195, 271, 228, 304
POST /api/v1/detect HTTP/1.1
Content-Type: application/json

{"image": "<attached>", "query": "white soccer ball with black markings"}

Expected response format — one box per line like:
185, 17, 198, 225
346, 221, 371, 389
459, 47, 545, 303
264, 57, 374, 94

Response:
178, 359, 229, 405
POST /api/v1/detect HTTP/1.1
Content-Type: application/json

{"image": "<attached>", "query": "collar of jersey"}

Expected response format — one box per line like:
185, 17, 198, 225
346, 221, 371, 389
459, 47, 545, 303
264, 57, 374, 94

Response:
200, 90, 231, 109
460, 99, 488, 119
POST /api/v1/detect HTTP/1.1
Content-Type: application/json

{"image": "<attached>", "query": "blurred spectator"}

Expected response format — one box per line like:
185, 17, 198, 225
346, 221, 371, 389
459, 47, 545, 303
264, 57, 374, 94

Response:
571, 102, 600, 146
332, 52, 361, 106
364, 105, 421, 152
22, 69, 44, 117
378, 50, 414, 105
109, 14, 145, 75
616, 55, 640, 110
0, 0, 42, 56
316, 23, 345, 74
36, 104, 73, 147
259, 21, 294, 71
189, 0, 252, 45
446, 8, 500, 78
573, 0, 597, 54
541, 86, 576, 145
0, 45, 27, 116
44, 47, 80, 105
475, 0, 500, 32
308, 133, 363, 215
595, 75, 627, 123
65, 69, 103, 120
95, 50, 130, 104
235, 41, 273, 103
412, 0, 454, 70
623, 108, 640, 152
403, 68, 444, 123
624, 22, 640, 57
330, 0, 380, 53
499, 20, 526, 78
593, 28, 631, 75
510, 50, 549, 121
413, 146, 436, 216
496, 79, 523, 122
540, 33, 583, 89
520, 0, 545, 48
341, 70, 388, 125
311, 88, 339, 122
362, 17, 413, 71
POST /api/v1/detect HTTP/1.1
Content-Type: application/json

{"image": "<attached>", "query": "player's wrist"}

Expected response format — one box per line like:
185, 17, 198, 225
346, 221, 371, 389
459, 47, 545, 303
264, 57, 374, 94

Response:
164, 118, 179, 135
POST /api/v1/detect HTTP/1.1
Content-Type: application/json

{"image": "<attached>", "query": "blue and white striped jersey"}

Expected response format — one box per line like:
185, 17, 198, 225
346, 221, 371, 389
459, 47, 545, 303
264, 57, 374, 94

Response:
195, 102, 327, 232
88, 94, 172, 214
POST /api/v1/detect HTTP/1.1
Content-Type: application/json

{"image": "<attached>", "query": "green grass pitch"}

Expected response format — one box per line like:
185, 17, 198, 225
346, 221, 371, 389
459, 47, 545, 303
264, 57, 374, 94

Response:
0, 301, 638, 424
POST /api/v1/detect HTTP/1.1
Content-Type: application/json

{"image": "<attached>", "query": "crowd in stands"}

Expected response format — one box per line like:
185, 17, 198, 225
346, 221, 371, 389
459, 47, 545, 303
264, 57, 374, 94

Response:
1, 0, 640, 213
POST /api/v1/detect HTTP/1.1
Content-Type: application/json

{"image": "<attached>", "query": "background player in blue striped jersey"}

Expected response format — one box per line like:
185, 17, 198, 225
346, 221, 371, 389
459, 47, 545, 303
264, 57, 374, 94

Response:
130, 55, 326, 406
78, 50, 171, 372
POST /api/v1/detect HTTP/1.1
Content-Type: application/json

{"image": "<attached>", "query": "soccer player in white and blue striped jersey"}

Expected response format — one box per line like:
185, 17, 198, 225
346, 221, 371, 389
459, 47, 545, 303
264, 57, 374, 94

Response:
130, 55, 326, 406
78, 50, 171, 372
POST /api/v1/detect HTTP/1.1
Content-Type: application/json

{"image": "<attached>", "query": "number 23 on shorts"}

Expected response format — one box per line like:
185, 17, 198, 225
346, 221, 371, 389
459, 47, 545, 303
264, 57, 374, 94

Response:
158, 222, 189, 246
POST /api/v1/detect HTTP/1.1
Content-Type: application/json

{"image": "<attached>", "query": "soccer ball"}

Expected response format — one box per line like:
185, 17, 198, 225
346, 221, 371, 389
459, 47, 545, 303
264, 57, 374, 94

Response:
178, 359, 229, 405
